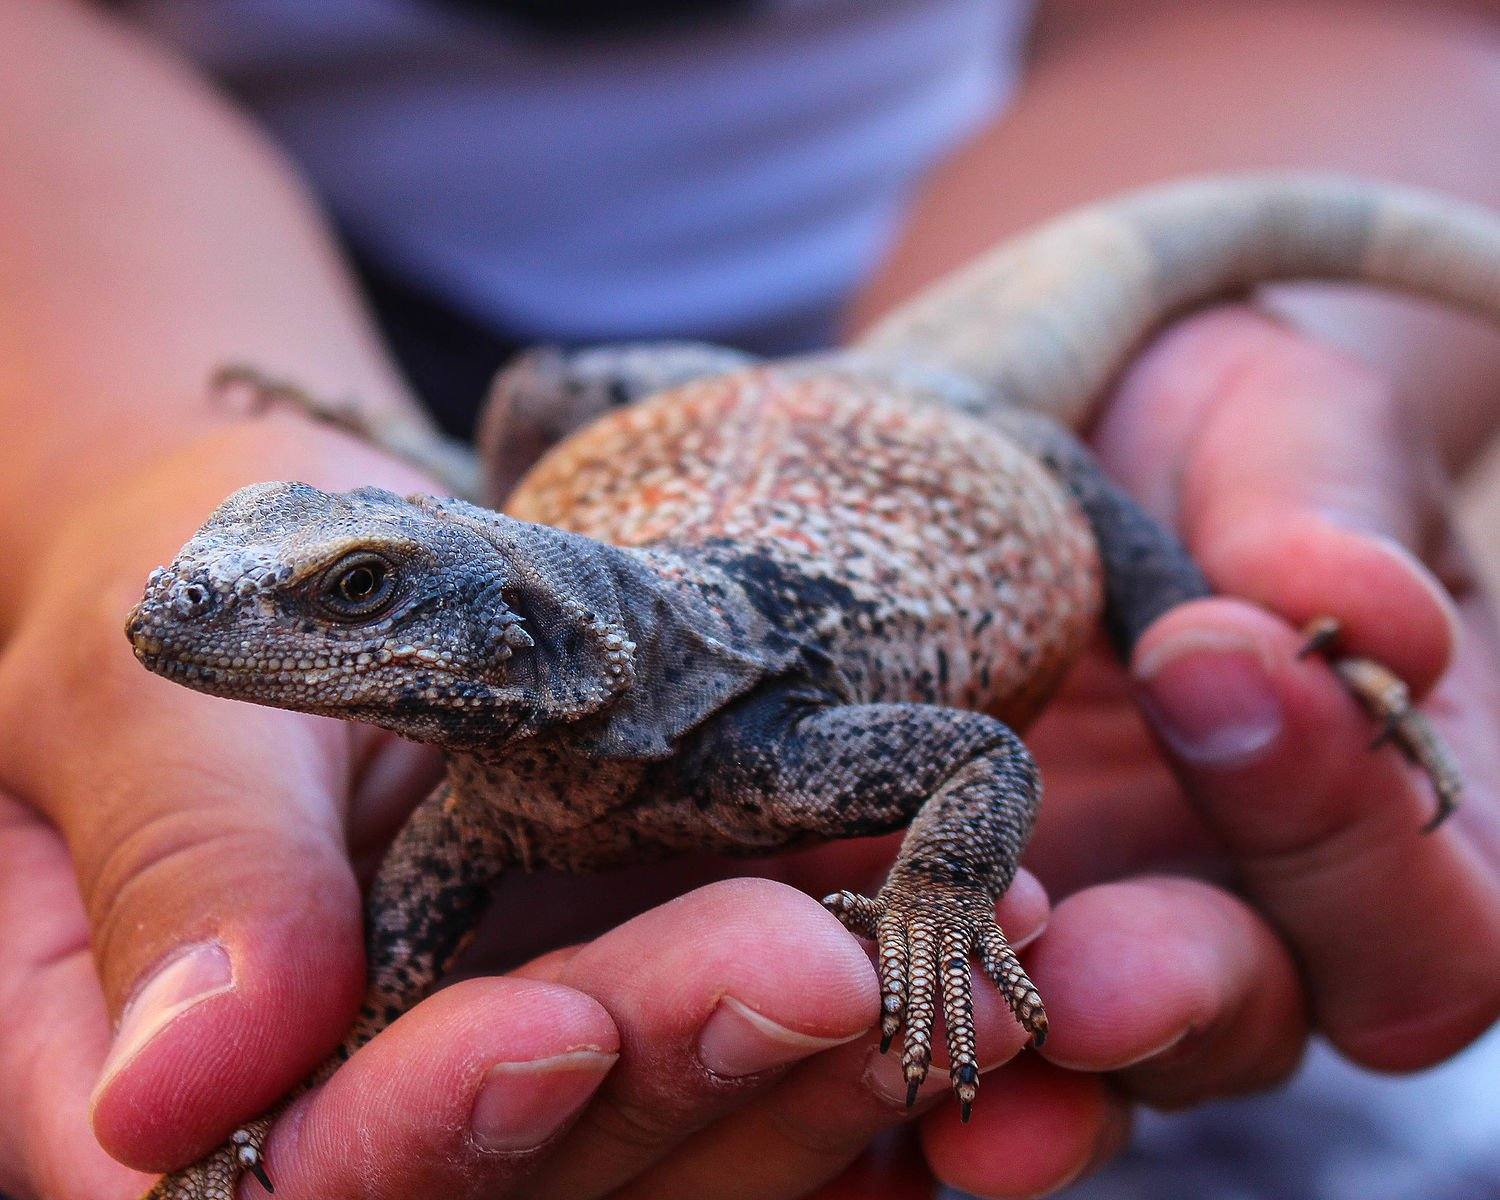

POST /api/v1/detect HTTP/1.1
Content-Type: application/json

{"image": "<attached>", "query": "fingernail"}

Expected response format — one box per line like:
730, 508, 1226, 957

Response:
470, 1050, 617, 1152
1135, 633, 1282, 766
698, 995, 864, 1078
864, 1046, 950, 1109
96, 942, 234, 1093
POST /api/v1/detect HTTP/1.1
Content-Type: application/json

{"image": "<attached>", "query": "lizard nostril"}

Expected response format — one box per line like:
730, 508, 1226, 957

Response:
170, 580, 216, 619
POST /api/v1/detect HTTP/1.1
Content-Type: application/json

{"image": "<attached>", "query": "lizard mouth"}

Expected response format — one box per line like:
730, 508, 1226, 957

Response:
134, 651, 237, 689
126, 607, 490, 714
127, 623, 267, 691
126, 605, 339, 691
129, 634, 368, 691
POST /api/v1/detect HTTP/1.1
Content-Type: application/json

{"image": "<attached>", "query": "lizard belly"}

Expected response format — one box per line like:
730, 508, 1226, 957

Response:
507, 367, 1103, 726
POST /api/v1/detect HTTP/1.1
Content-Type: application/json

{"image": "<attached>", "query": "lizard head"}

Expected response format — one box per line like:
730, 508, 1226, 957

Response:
125, 481, 637, 747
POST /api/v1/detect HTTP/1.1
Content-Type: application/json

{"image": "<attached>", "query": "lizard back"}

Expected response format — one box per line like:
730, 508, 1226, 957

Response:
505, 366, 1102, 726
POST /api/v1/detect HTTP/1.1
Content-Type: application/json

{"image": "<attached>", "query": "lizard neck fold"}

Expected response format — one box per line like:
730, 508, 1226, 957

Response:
430, 499, 801, 760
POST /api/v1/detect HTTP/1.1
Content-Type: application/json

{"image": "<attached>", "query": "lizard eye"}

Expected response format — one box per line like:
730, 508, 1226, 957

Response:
318, 553, 396, 619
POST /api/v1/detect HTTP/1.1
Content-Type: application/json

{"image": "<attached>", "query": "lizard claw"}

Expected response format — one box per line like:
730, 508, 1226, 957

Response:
823, 883, 1044, 1114
1297, 615, 1342, 660
232, 1126, 275, 1193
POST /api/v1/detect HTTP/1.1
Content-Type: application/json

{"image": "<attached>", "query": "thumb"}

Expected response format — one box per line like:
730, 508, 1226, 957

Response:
0, 609, 367, 1171
0, 422, 437, 1172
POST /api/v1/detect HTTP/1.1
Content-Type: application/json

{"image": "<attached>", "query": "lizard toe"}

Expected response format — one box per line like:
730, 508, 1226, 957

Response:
1300, 616, 1463, 830
139, 1116, 275, 1200
977, 924, 1047, 1048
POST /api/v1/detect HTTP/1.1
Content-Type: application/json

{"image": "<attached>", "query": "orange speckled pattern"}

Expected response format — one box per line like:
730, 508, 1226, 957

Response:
509, 366, 1102, 727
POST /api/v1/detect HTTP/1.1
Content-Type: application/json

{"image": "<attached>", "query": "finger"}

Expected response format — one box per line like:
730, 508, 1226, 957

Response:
238, 978, 618, 1199
917, 883, 1299, 1196
918, 1056, 1131, 1200
1132, 597, 1500, 1067
0, 791, 150, 1200
0, 421, 437, 1169
1025, 878, 1305, 1105
1, 601, 365, 1169
606, 875, 1048, 1200
1094, 305, 1458, 692
514, 878, 881, 1198
523, 878, 884, 1197
804, 1130, 938, 1200
923, 879, 1300, 1197
34, 673, 368, 1172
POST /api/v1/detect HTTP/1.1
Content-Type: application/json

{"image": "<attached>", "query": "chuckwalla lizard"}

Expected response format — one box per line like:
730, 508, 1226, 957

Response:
127, 175, 1498, 1198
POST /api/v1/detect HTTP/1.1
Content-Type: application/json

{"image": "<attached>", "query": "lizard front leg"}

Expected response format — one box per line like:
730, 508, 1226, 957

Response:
673, 694, 1043, 1119
140, 783, 513, 1200
822, 741, 1045, 1119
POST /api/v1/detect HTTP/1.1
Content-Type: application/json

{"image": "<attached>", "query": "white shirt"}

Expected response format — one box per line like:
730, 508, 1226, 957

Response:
127, 0, 1032, 349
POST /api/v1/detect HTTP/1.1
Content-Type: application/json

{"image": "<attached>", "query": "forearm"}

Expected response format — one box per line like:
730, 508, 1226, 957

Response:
850, 0, 1500, 467
0, 2, 421, 624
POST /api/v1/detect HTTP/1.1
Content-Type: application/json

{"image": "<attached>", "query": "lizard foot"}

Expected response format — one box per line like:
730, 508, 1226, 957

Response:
211, 363, 369, 440
1299, 617, 1462, 831
208, 364, 482, 500
139, 1115, 276, 1200
823, 884, 1045, 1121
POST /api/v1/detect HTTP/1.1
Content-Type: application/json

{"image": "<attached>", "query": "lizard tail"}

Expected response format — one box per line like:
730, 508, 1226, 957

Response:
855, 173, 1500, 427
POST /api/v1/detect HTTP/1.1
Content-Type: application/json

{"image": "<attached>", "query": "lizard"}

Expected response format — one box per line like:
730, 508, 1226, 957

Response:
125, 174, 1496, 1199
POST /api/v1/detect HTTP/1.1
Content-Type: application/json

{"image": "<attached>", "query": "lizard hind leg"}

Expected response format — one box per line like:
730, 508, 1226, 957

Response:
211, 364, 483, 502
1299, 617, 1462, 830
477, 340, 758, 504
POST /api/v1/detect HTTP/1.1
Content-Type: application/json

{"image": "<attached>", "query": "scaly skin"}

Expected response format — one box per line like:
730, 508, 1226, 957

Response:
124, 172, 1499, 1197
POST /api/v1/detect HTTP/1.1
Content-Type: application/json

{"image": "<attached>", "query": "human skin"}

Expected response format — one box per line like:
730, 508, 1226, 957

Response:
1, 1, 1499, 1198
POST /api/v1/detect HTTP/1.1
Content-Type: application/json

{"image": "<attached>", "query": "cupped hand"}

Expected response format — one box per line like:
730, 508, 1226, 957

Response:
1073, 305, 1500, 1068
918, 305, 1500, 1197
0, 415, 439, 1196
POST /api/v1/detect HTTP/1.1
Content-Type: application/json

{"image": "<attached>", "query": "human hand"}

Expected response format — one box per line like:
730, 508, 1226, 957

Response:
0, 415, 439, 1197
1065, 304, 1499, 1068
907, 305, 1500, 1198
